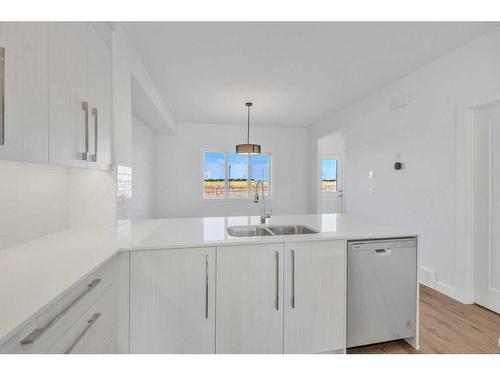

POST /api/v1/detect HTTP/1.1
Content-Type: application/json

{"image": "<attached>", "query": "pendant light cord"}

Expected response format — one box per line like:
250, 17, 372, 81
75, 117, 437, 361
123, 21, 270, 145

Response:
247, 104, 250, 144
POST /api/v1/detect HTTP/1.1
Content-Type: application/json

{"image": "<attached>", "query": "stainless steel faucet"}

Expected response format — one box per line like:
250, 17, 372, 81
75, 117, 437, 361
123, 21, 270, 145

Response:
254, 180, 271, 224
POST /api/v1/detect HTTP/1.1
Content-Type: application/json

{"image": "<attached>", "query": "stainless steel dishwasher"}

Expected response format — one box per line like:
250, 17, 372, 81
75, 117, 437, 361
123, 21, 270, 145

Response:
347, 238, 417, 348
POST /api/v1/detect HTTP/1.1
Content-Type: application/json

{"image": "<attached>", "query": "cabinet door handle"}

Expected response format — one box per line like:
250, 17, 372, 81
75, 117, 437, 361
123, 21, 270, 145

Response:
65, 313, 101, 354
275, 251, 279, 311
79, 101, 89, 160
291, 250, 295, 308
89, 107, 98, 162
205, 254, 209, 319
21, 279, 101, 345
0, 47, 5, 146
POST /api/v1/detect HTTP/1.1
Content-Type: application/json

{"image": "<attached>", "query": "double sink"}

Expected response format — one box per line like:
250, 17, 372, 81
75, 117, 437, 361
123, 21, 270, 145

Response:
227, 224, 318, 237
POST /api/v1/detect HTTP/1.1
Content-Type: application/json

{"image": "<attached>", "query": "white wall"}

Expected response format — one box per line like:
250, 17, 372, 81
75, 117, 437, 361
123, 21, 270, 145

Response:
132, 117, 155, 219
153, 122, 309, 218
0, 160, 116, 250
112, 24, 175, 168
309, 27, 500, 301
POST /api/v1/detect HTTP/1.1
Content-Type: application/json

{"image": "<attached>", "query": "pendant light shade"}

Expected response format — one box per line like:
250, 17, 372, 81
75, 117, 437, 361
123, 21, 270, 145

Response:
236, 102, 261, 155
235, 143, 261, 155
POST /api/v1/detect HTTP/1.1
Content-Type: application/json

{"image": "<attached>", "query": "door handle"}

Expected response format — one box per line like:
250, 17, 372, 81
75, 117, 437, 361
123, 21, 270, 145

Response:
79, 101, 89, 160
205, 254, 209, 319
291, 250, 295, 308
89, 107, 98, 162
0, 47, 4, 146
275, 251, 279, 311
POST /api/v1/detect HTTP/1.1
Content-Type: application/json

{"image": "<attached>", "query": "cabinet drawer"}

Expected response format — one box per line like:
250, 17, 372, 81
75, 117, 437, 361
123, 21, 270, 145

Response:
48, 285, 114, 354
0, 260, 112, 354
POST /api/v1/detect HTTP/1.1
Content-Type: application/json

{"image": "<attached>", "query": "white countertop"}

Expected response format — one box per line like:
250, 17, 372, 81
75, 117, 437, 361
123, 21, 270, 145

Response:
0, 214, 415, 345
122, 214, 415, 250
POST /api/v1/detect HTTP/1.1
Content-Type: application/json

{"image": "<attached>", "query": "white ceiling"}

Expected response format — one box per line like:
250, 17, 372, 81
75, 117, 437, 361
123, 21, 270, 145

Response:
122, 22, 498, 128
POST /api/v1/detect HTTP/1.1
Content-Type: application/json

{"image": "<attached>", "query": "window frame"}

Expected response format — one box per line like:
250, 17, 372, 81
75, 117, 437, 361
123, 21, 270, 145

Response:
201, 149, 272, 201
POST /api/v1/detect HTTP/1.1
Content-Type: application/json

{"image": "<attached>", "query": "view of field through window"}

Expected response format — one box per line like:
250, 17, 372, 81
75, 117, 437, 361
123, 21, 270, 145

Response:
203, 152, 270, 199
321, 159, 337, 192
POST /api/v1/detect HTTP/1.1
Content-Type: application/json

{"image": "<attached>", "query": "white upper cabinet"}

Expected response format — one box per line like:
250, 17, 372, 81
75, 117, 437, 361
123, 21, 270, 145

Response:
86, 25, 112, 171
48, 22, 88, 168
216, 243, 284, 354
283, 240, 346, 353
0, 23, 49, 163
49, 23, 112, 170
0, 22, 112, 169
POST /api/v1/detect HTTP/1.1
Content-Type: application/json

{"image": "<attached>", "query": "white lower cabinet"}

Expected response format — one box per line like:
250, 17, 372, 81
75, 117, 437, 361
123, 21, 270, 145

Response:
216, 243, 284, 354
48, 284, 115, 354
0, 258, 115, 354
129, 247, 216, 353
283, 240, 346, 353
127, 241, 346, 354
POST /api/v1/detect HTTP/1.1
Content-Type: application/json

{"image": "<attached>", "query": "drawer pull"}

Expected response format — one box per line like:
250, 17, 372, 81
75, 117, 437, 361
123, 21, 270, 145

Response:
65, 313, 101, 354
20, 278, 101, 345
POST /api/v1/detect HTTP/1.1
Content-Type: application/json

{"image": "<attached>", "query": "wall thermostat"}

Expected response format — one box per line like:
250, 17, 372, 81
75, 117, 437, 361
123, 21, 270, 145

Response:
394, 161, 403, 170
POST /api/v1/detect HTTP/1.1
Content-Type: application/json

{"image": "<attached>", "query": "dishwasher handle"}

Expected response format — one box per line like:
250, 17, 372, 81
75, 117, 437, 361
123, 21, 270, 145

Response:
374, 248, 392, 255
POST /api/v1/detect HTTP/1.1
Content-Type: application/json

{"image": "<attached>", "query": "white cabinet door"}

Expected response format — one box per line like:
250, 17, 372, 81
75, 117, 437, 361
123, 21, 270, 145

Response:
130, 248, 216, 353
216, 243, 284, 353
86, 25, 112, 171
0, 23, 49, 163
284, 240, 346, 353
48, 22, 89, 168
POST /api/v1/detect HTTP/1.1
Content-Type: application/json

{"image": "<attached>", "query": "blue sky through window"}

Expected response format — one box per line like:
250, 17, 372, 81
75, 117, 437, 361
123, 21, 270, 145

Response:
204, 152, 225, 180
322, 159, 337, 181
227, 153, 248, 180
251, 154, 269, 181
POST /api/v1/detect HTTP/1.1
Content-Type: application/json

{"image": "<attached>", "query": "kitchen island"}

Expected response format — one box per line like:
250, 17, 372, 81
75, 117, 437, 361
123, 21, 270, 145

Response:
0, 214, 418, 354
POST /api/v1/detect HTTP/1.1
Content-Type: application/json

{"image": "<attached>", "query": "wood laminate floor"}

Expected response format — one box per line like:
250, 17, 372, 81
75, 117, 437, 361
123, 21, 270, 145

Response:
347, 284, 500, 354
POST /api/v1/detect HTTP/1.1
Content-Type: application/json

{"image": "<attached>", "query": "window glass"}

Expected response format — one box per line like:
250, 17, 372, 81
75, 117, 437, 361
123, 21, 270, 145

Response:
250, 154, 270, 197
321, 159, 337, 192
203, 151, 271, 199
227, 153, 249, 198
203, 152, 226, 198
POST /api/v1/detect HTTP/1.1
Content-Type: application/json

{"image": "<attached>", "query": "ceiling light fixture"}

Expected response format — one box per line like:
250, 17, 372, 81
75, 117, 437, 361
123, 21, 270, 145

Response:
236, 102, 261, 155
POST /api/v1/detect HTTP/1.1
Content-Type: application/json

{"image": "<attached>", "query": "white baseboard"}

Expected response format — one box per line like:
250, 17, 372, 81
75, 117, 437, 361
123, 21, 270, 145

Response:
434, 281, 457, 300
419, 266, 457, 301
419, 266, 436, 288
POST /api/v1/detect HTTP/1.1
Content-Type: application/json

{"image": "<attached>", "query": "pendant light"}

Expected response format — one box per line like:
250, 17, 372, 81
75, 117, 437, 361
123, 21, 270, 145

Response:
236, 102, 261, 155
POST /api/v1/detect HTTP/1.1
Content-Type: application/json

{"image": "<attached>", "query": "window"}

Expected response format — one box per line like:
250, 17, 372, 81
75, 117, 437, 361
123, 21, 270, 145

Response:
321, 159, 337, 192
203, 151, 271, 199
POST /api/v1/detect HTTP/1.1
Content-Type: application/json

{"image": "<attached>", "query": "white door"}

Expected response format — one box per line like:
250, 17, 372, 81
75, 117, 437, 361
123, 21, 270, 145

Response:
0, 23, 49, 163
319, 154, 344, 213
86, 25, 112, 171
48, 22, 89, 168
473, 103, 500, 313
129, 248, 216, 353
216, 243, 284, 353
283, 241, 346, 353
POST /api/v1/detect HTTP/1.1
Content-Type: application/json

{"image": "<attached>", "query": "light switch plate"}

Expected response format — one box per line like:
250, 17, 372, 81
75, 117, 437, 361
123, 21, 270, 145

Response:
369, 170, 374, 179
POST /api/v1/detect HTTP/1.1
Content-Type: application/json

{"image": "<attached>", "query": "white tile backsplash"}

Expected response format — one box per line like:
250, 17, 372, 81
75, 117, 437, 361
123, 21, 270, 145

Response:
0, 160, 116, 250
68, 168, 117, 230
